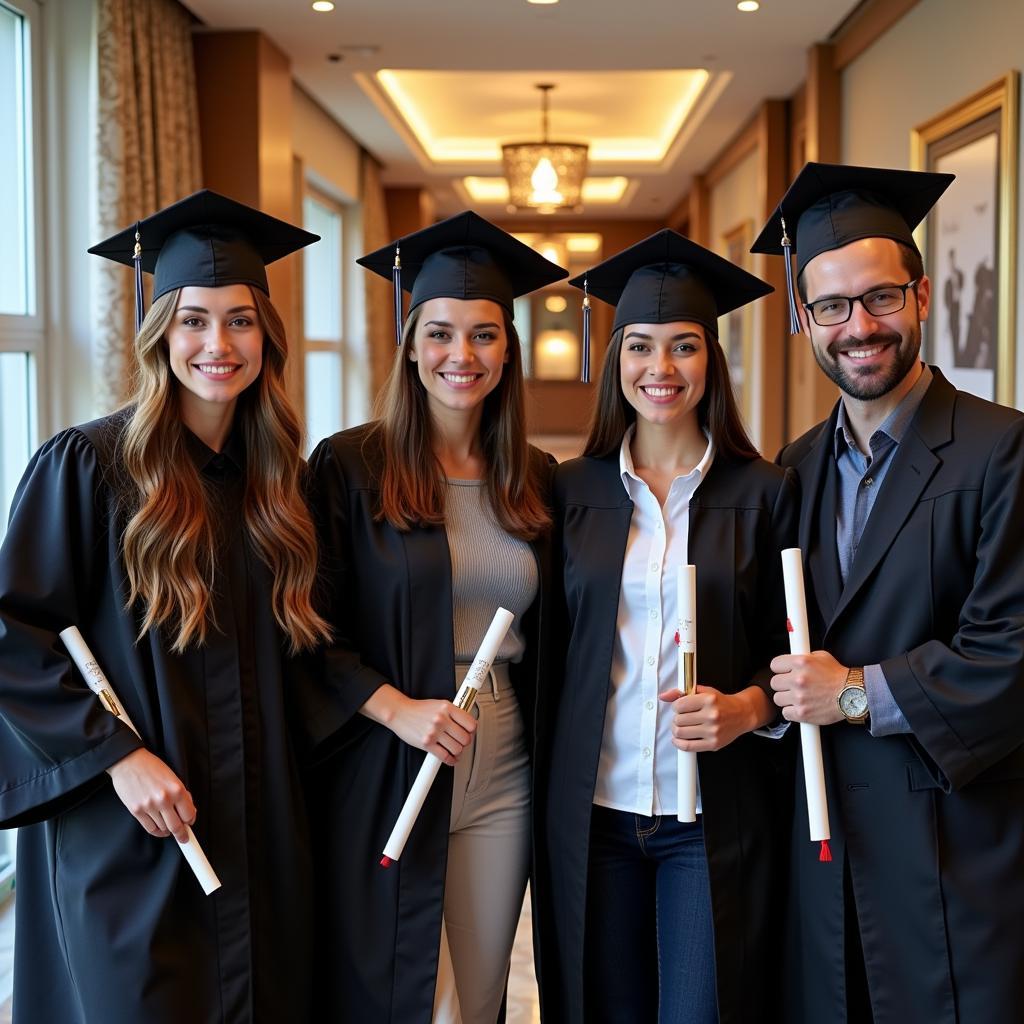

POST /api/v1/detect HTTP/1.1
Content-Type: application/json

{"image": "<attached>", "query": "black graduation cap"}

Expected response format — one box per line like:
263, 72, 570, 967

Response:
751, 162, 954, 334
89, 189, 319, 333
568, 229, 773, 382
357, 210, 567, 348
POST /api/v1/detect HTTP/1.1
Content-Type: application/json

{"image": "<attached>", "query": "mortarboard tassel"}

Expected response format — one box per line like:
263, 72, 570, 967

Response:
132, 224, 144, 336
780, 215, 802, 336
392, 243, 403, 347
819, 838, 832, 863
580, 275, 591, 384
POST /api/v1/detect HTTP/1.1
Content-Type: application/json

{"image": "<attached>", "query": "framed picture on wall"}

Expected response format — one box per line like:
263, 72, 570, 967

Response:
911, 72, 1019, 406
721, 220, 754, 423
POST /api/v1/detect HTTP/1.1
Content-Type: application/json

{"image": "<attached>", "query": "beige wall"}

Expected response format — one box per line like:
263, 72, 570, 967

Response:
841, 0, 1024, 408
292, 85, 361, 203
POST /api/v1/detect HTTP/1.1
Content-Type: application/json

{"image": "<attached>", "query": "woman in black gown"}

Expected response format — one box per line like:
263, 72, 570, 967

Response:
0, 191, 330, 1024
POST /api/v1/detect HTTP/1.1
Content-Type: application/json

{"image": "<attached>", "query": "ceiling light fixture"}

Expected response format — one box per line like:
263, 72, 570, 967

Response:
527, 0, 560, 5
502, 84, 588, 215
312, 1, 335, 11
737, 1, 760, 11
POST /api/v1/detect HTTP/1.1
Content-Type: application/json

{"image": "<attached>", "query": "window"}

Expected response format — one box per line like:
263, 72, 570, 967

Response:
0, 0, 42, 544
302, 190, 345, 451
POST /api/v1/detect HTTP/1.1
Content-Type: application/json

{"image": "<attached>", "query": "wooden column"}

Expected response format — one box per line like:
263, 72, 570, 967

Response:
757, 100, 789, 458
192, 31, 300, 398
384, 187, 436, 239
786, 43, 842, 442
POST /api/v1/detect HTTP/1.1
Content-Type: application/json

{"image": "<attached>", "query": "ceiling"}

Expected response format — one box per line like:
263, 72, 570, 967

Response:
185, 0, 860, 219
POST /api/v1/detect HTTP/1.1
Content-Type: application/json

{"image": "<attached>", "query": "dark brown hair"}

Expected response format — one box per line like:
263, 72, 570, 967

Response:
368, 304, 550, 539
583, 323, 759, 461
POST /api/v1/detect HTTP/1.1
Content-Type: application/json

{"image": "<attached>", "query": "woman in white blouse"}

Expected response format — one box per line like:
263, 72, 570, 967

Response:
535, 231, 797, 1024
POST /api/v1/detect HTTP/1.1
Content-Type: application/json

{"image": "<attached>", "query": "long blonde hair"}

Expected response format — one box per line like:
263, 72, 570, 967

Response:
370, 304, 550, 540
119, 287, 330, 654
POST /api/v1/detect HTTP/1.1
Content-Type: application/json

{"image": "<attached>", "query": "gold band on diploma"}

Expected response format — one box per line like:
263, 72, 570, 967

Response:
98, 688, 123, 717
682, 652, 696, 696
455, 687, 479, 711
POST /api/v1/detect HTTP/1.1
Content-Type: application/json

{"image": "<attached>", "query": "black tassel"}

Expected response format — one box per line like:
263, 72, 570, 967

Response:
781, 215, 801, 335
392, 244, 403, 347
132, 224, 144, 336
580, 275, 591, 384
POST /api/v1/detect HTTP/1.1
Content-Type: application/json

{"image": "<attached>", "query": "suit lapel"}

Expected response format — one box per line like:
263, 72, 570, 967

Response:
797, 407, 844, 627
829, 369, 954, 628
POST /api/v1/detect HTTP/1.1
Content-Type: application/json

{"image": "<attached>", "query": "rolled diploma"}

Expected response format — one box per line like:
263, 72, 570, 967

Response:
59, 626, 222, 895
380, 606, 515, 866
676, 565, 698, 823
779, 550, 831, 844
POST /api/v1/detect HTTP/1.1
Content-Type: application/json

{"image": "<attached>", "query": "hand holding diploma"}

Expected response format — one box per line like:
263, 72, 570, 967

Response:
773, 550, 832, 862
59, 626, 223, 895
380, 607, 515, 867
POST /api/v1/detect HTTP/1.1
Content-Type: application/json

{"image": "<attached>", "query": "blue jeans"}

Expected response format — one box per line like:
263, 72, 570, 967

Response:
583, 806, 718, 1024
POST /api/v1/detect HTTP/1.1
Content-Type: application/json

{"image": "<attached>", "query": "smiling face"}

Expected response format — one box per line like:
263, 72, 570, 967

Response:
165, 284, 264, 421
409, 296, 509, 420
801, 237, 930, 402
618, 320, 708, 430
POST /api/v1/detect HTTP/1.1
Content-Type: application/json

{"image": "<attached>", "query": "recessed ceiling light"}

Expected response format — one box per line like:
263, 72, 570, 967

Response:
527, 0, 559, 5
545, 295, 568, 313
737, 1, 760, 10
312, 1, 335, 12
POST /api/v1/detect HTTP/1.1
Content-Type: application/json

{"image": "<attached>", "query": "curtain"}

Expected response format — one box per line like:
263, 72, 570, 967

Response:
360, 151, 392, 402
92, 0, 202, 414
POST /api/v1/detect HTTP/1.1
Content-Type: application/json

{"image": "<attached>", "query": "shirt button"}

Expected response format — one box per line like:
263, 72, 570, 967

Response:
643, 747, 651, 758
646, 655, 655, 666
649, 608, 658, 620
646, 700, 654, 710
650, 561, 659, 572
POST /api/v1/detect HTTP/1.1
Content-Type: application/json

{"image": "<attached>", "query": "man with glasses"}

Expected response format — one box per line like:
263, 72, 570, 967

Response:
752, 163, 1024, 1023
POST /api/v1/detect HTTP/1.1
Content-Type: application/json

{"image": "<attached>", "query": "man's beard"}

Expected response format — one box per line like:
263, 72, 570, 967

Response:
811, 323, 921, 401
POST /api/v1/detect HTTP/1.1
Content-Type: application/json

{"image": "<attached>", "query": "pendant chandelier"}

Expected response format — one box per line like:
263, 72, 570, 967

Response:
502, 84, 588, 214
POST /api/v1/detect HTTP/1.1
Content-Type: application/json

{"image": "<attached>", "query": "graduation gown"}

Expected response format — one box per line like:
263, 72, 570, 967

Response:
0, 411, 315, 1024
304, 424, 552, 1024
778, 367, 1024, 1023
534, 448, 798, 1024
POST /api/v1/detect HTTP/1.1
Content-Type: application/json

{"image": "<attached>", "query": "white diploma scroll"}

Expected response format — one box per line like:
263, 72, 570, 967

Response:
59, 626, 223, 895
380, 606, 515, 867
779, 550, 832, 858
676, 565, 699, 823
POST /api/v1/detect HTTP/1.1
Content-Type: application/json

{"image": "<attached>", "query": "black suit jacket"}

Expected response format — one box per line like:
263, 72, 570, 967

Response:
534, 447, 798, 1024
778, 367, 1024, 1023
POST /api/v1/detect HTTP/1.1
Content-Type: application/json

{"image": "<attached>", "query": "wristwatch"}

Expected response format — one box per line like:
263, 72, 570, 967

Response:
837, 667, 869, 724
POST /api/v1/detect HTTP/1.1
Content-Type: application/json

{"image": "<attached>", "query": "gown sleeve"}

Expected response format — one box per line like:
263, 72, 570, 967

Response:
296, 437, 390, 755
0, 428, 142, 827
749, 466, 801, 697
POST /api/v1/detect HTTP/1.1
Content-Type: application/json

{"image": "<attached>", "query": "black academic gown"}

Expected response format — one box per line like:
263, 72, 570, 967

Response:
534, 447, 798, 1024
0, 411, 315, 1024
304, 423, 552, 1024
778, 367, 1024, 1023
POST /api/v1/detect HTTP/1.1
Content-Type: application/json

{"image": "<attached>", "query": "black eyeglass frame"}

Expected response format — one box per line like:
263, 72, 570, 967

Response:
803, 278, 922, 327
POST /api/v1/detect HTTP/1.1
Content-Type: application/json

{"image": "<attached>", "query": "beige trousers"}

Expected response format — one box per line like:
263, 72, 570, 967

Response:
432, 663, 531, 1024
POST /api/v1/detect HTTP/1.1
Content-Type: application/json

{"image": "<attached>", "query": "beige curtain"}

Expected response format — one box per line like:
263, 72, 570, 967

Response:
360, 151, 393, 401
93, 0, 202, 414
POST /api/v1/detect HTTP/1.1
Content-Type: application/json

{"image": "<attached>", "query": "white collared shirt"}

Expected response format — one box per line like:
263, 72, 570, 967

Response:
593, 425, 714, 817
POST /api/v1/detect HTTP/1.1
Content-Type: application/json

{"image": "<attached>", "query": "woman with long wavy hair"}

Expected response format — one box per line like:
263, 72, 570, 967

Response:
535, 231, 797, 1024
0, 191, 330, 1024
305, 212, 564, 1023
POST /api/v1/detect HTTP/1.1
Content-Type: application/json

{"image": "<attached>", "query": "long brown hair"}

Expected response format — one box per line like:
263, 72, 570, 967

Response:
119, 287, 331, 654
369, 304, 550, 539
583, 323, 759, 460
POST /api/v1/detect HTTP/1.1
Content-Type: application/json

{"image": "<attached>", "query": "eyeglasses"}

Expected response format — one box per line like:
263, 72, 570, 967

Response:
804, 279, 921, 327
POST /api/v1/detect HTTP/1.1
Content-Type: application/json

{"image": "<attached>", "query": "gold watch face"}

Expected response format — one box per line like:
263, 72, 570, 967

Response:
839, 685, 869, 719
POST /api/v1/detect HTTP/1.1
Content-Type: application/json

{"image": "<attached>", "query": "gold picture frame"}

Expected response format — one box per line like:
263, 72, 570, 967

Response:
721, 219, 755, 424
911, 72, 1019, 406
